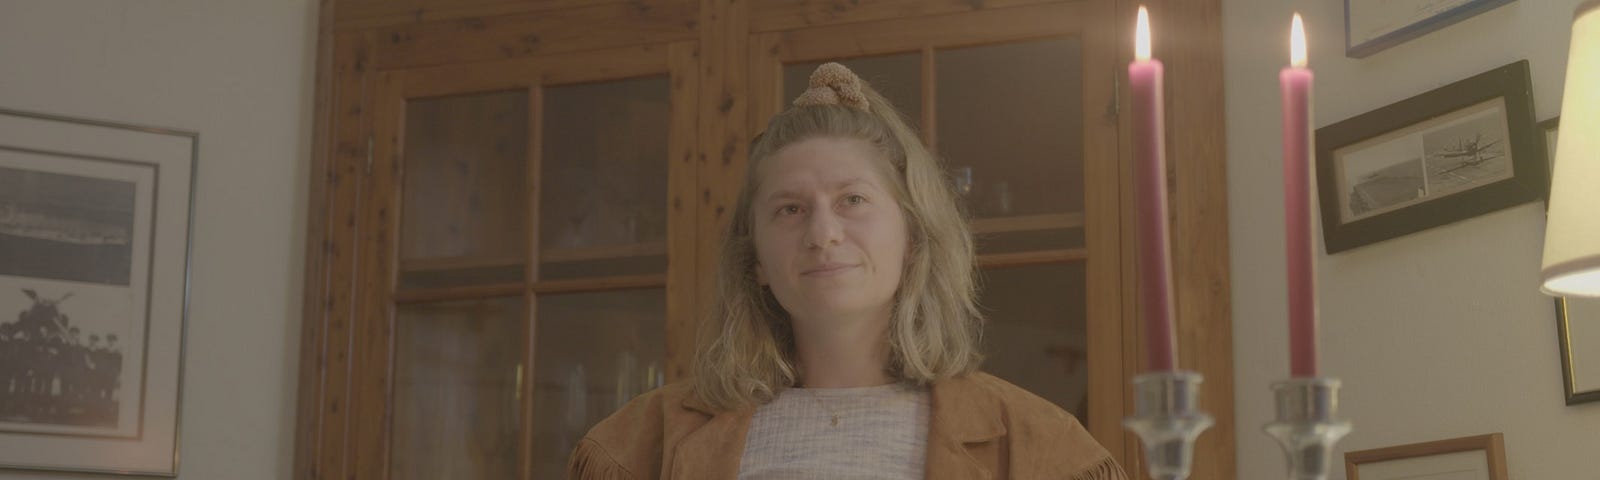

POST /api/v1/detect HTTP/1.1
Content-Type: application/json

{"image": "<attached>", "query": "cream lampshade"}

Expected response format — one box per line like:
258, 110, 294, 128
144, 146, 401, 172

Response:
1543, 0, 1600, 297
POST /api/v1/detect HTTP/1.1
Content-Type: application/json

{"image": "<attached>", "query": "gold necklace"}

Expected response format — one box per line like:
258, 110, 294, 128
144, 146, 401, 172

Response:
802, 389, 843, 427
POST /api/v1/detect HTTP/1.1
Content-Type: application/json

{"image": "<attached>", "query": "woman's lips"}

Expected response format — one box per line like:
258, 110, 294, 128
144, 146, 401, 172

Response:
802, 264, 857, 276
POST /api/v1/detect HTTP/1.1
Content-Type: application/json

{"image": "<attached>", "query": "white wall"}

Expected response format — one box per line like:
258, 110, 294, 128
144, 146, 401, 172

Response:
1226, 0, 1600, 478
0, 1, 314, 479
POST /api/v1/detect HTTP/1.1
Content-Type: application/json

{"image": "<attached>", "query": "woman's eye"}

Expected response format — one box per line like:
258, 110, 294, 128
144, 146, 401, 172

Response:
778, 205, 802, 216
843, 194, 866, 206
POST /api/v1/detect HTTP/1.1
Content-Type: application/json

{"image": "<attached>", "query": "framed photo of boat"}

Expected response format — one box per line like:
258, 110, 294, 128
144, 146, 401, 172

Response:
0, 108, 195, 476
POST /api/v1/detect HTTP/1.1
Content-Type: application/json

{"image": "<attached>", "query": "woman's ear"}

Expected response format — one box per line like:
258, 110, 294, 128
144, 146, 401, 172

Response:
755, 262, 769, 286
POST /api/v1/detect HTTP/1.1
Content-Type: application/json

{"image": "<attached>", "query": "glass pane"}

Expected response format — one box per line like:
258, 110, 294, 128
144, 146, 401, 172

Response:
392, 297, 524, 479
783, 53, 922, 130
531, 288, 666, 478
979, 263, 1088, 421
938, 39, 1084, 253
539, 77, 670, 281
400, 90, 529, 288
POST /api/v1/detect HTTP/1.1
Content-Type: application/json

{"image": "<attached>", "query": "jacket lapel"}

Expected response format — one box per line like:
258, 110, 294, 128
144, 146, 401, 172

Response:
668, 396, 754, 479
925, 375, 1006, 480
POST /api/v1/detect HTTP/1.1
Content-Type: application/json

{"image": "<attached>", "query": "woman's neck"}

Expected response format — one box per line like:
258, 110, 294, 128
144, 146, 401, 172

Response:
792, 313, 893, 388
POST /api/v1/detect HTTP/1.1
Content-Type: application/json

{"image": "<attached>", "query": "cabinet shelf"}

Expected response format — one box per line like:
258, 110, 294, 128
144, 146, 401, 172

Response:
398, 241, 669, 274
972, 212, 1084, 235
541, 241, 667, 263
400, 254, 524, 273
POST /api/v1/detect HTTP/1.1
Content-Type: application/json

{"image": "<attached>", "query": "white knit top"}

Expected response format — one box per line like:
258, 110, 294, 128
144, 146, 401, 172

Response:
737, 382, 930, 480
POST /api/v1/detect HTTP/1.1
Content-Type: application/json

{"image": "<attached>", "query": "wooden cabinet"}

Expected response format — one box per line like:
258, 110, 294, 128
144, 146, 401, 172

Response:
295, 1, 1233, 479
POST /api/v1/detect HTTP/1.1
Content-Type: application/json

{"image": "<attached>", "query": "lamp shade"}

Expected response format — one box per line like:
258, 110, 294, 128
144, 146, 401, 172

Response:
1543, 0, 1600, 297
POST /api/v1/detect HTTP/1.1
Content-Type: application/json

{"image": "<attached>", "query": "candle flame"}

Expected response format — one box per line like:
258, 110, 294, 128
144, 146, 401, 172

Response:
1136, 6, 1151, 61
1291, 13, 1307, 67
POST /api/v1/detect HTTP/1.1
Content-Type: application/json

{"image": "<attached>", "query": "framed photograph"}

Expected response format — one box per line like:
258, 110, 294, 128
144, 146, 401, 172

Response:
1557, 297, 1600, 405
1345, 0, 1516, 58
0, 108, 195, 475
1345, 433, 1509, 480
1315, 60, 1545, 254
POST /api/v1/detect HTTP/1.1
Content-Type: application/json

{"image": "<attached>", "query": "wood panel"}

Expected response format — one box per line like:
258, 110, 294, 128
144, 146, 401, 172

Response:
293, 0, 336, 475
694, 0, 750, 345
335, 0, 421, 27
371, 0, 697, 70
771, 2, 1085, 63
297, 28, 375, 480
396, 43, 671, 99
1162, 0, 1234, 477
519, 83, 543, 480
749, 0, 1062, 33
347, 70, 405, 479
336, 0, 634, 31
747, 32, 783, 135
920, 47, 936, 147
666, 41, 701, 382
1077, 0, 1129, 465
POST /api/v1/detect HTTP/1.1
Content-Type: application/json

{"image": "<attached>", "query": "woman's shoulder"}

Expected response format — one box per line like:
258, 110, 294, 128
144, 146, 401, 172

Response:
939, 372, 1126, 479
568, 382, 701, 479
959, 371, 1080, 423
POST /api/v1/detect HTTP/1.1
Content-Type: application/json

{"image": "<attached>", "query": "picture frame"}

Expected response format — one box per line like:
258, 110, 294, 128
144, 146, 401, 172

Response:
1557, 296, 1600, 405
0, 108, 195, 476
1315, 60, 1545, 254
1345, 0, 1516, 58
1345, 433, 1509, 480
1540, 115, 1600, 406
1539, 116, 1559, 171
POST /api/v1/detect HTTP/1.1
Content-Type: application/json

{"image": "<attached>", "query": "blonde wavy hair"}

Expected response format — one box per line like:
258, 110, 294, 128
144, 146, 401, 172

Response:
692, 63, 983, 411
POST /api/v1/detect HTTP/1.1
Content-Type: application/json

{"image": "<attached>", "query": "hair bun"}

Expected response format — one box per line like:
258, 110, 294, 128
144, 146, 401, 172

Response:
792, 62, 870, 112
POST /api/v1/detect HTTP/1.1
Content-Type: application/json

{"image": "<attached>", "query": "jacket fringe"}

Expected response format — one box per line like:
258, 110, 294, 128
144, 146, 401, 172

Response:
1071, 455, 1130, 480
566, 438, 634, 480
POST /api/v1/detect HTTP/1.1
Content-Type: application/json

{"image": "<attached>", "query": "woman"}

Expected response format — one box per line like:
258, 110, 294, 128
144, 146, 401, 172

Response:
568, 63, 1126, 480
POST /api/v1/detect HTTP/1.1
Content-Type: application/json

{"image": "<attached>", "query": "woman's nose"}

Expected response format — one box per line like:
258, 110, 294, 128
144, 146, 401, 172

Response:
803, 208, 844, 249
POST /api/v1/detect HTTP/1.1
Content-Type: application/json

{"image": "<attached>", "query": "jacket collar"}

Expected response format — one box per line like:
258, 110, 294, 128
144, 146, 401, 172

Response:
671, 394, 751, 479
926, 373, 1006, 480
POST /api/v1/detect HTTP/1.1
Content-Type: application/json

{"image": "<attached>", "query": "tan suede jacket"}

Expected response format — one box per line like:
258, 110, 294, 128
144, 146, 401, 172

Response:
567, 372, 1128, 480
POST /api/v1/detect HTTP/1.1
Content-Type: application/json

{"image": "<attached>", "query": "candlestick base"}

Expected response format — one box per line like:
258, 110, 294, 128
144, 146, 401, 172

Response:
1123, 371, 1214, 480
1264, 377, 1351, 480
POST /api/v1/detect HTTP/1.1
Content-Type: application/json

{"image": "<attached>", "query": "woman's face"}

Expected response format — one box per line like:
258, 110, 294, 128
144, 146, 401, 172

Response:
751, 137, 909, 326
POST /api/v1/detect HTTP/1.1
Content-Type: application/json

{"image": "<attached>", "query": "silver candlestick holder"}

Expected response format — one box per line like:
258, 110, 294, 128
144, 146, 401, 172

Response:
1264, 377, 1351, 480
1123, 371, 1214, 480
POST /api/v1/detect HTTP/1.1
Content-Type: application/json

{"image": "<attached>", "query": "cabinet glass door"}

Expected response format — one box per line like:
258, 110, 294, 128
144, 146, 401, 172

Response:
770, 35, 1094, 421
385, 55, 680, 480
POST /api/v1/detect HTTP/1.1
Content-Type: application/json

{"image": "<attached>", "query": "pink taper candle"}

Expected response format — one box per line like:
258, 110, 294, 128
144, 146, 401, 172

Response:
1130, 6, 1178, 372
1281, 14, 1318, 377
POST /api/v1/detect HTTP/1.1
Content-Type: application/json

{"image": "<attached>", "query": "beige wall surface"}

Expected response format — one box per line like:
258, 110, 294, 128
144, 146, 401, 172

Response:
1225, 0, 1600, 479
0, 0, 315, 478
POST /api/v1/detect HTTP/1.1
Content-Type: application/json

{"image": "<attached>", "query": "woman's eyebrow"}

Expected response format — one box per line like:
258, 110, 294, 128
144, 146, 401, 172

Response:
761, 178, 873, 203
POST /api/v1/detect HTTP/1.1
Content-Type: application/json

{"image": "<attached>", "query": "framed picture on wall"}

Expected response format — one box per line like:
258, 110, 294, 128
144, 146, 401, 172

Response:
1557, 296, 1600, 405
1345, 433, 1509, 480
1345, 0, 1517, 58
1540, 115, 1600, 406
1314, 60, 1545, 254
0, 108, 195, 476
1540, 116, 1559, 167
